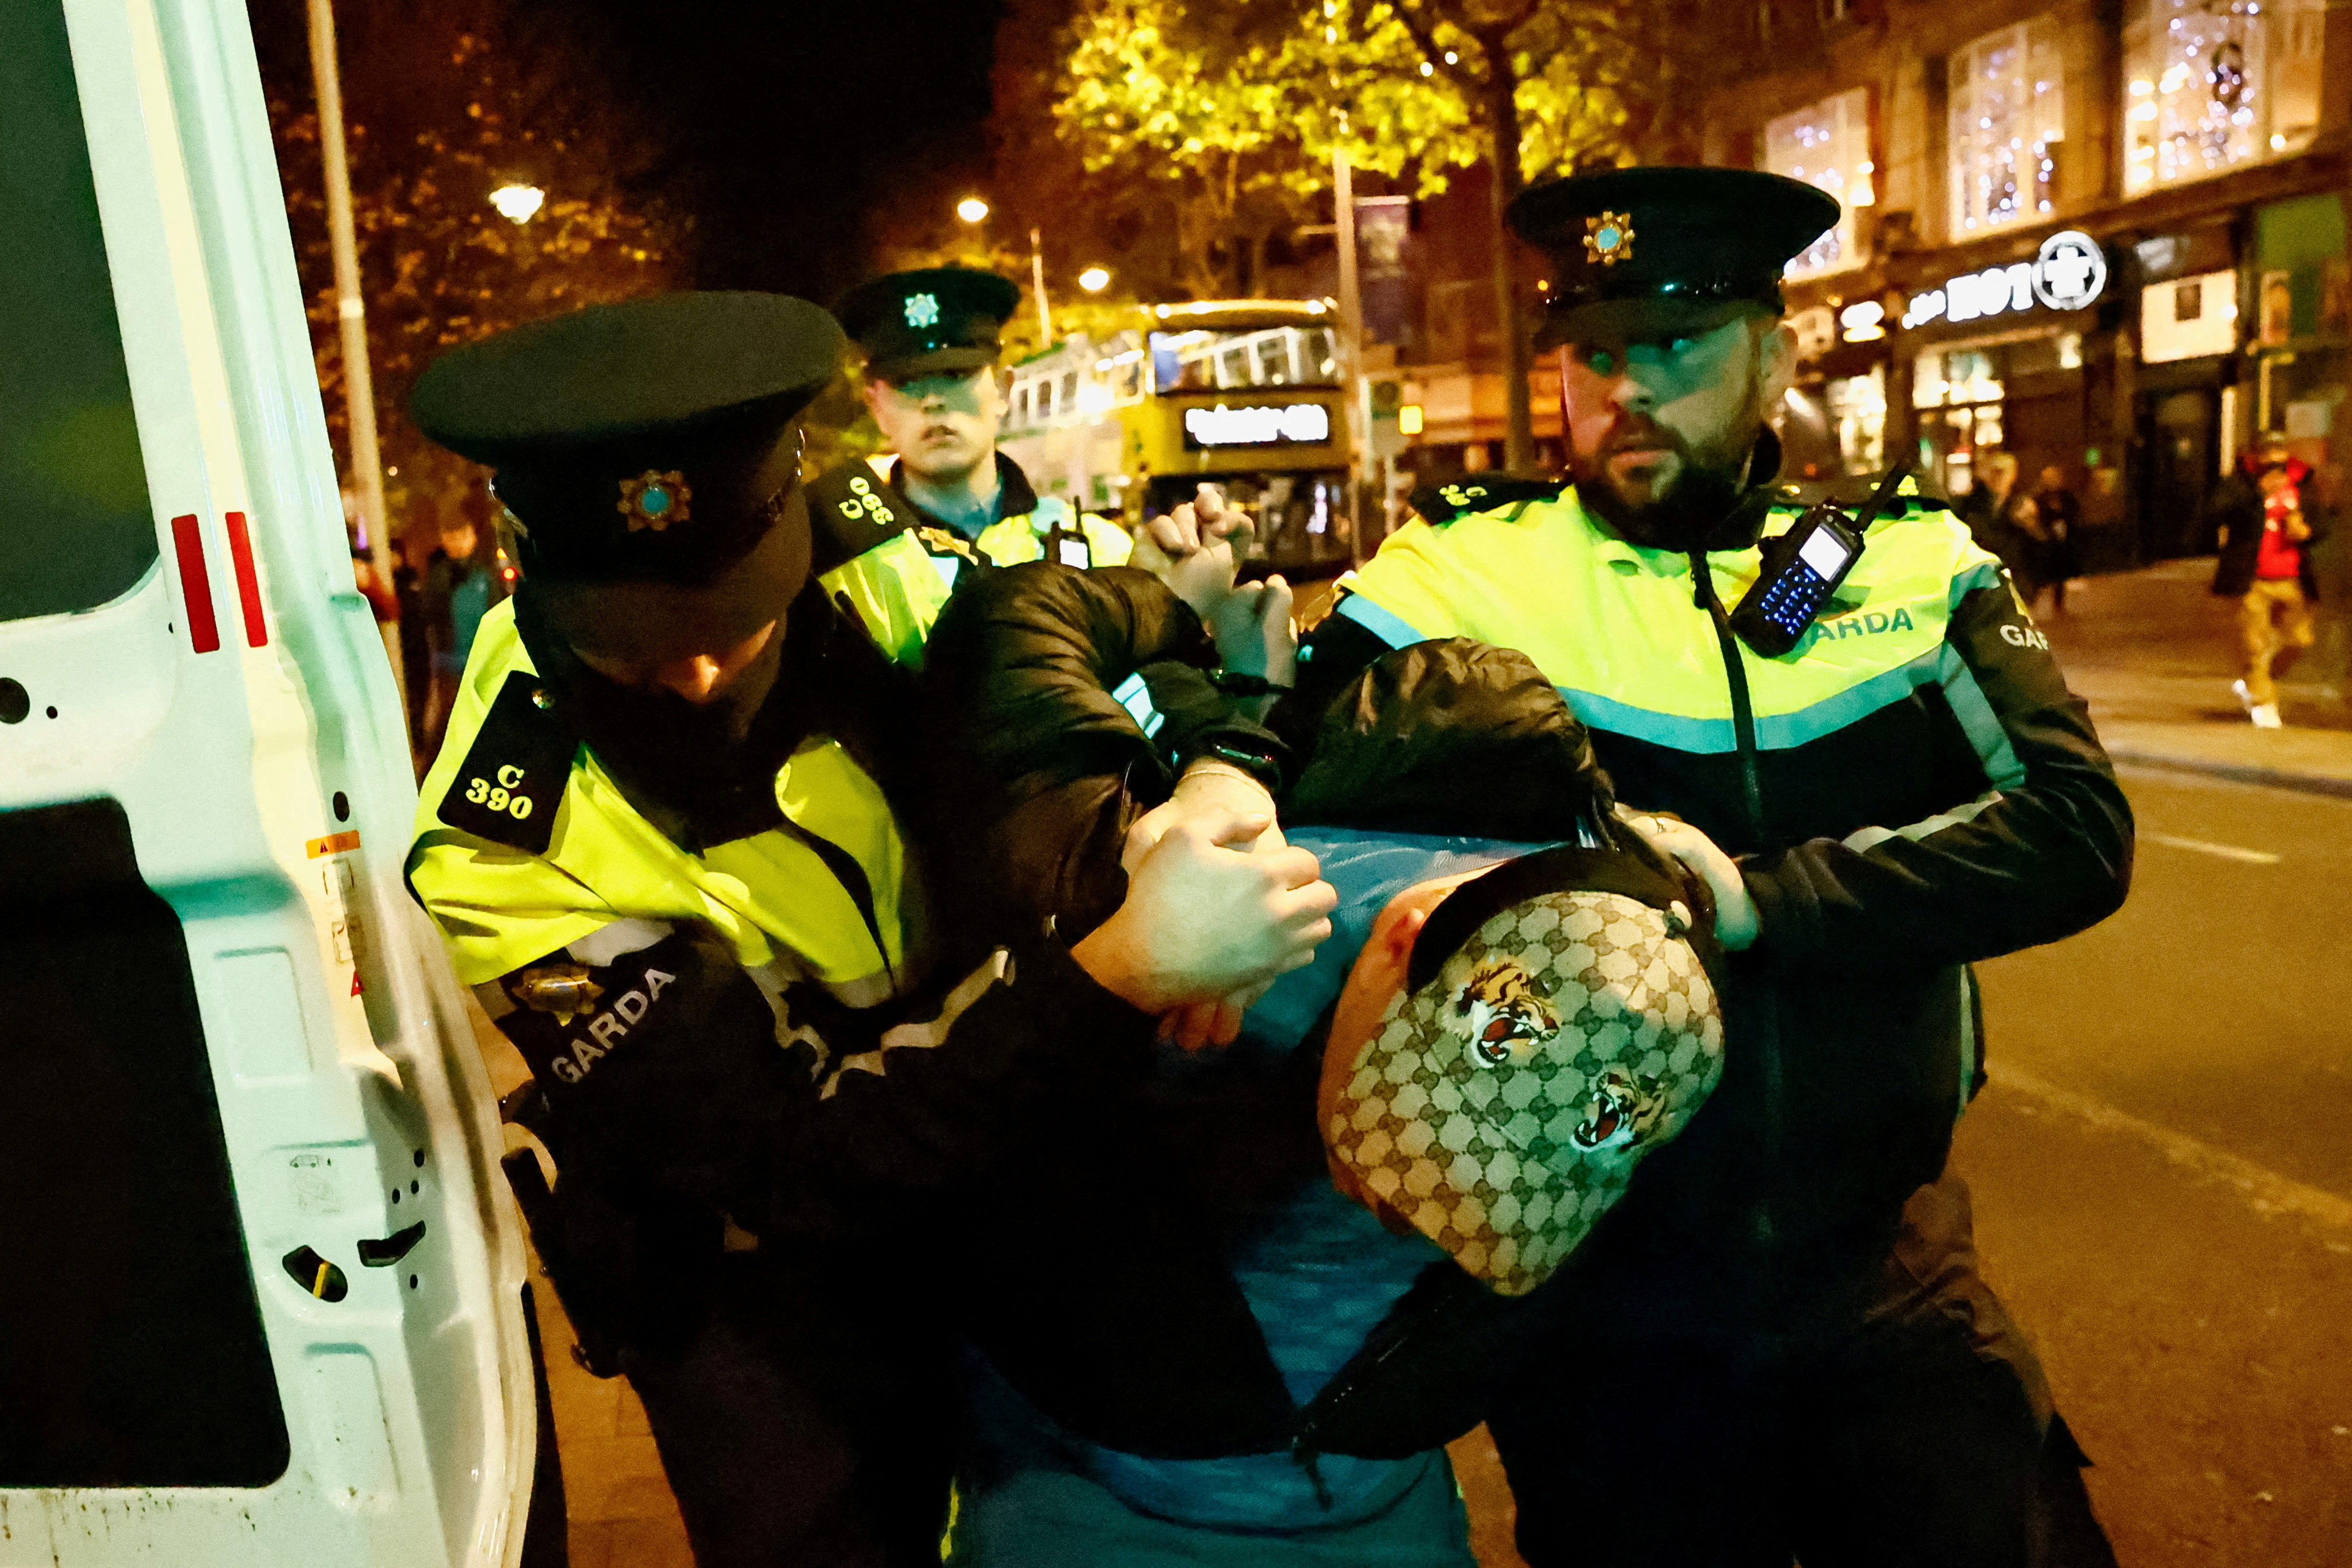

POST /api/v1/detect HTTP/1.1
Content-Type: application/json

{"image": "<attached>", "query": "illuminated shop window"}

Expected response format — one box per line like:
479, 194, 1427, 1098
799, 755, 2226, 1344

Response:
1825, 366, 1886, 476
1765, 87, 1872, 277
1949, 17, 2066, 235
2123, 0, 2322, 193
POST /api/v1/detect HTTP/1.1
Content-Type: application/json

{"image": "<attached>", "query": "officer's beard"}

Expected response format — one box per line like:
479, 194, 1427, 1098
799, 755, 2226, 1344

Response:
1570, 395, 1777, 554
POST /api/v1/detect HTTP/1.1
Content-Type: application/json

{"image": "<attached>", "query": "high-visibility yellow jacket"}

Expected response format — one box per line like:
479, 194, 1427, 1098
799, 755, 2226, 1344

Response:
880, 451, 1133, 570
408, 538, 946, 993
1292, 472, 2132, 1325
973, 498, 1134, 571
405, 513, 1159, 1299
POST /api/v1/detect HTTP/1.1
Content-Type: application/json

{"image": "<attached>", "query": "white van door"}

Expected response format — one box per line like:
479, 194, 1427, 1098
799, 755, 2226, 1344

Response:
0, 0, 539, 1562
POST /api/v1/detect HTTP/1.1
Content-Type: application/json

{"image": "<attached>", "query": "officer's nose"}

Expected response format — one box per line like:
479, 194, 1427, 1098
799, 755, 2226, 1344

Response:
1607, 371, 1654, 413
653, 654, 731, 704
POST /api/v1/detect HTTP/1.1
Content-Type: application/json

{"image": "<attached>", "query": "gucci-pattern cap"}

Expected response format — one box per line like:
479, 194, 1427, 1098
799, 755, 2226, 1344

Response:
1327, 852, 1725, 1297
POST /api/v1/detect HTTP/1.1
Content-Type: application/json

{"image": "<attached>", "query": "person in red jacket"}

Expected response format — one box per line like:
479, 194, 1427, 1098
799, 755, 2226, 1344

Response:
2209, 439, 2328, 728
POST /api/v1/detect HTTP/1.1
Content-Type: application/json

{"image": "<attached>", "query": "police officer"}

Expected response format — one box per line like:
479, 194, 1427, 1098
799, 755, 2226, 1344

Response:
818, 266, 1135, 574
404, 291, 1335, 1566
1280, 168, 2132, 1565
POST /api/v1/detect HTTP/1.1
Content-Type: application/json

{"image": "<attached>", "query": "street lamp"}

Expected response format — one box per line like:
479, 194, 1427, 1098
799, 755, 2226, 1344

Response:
490, 184, 545, 224
956, 196, 990, 224
1078, 266, 1111, 293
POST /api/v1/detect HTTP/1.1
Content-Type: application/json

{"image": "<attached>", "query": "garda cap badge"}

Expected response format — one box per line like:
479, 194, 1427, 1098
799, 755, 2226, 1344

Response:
1583, 210, 1636, 266
617, 469, 691, 532
903, 292, 942, 330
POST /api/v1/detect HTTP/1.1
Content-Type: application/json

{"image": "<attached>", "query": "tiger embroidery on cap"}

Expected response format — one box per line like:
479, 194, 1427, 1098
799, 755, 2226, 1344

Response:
1573, 1068, 1671, 1152
1450, 956, 1561, 1068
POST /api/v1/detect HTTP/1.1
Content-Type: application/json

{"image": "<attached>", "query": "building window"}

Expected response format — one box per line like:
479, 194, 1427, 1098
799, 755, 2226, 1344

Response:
1765, 88, 1872, 277
1826, 367, 1886, 476
2124, 0, 2322, 192
1949, 18, 2065, 236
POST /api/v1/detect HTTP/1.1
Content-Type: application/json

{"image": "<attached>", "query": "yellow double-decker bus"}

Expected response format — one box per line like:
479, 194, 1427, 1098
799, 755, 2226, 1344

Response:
999, 299, 1356, 575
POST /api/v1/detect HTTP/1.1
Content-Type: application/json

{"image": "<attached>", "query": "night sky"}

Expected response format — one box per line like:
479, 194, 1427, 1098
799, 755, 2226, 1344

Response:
249, 0, 1010, 303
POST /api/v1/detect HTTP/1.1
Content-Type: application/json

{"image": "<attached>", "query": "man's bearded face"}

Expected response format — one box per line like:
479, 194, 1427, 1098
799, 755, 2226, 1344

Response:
1558, 315, 1776, 552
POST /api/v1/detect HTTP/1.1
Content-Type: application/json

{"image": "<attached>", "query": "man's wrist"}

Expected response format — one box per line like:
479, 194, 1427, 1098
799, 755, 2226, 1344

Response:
1179, 737, 1284, 792
1177, 757, 1270, 794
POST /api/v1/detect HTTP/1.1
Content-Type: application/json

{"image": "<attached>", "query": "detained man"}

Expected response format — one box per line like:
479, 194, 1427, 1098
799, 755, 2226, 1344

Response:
915, 550, 1730, 1564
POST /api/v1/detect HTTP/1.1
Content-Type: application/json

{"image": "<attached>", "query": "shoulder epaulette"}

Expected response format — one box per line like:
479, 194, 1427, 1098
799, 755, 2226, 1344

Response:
433, 671, 577, 855
1409, 476, 1566, 526
1765, 478, 1951, 525
806, 462, 915, 575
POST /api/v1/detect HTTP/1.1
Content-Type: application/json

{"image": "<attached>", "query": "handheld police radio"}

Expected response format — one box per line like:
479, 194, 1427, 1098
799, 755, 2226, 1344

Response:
1728, 459, 1913, 658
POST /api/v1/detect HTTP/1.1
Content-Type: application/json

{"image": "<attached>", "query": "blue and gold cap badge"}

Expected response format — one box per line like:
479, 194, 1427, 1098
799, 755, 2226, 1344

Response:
617, 469, 691, 532
903, 292, 942, 330
1583, 211, 1636, 266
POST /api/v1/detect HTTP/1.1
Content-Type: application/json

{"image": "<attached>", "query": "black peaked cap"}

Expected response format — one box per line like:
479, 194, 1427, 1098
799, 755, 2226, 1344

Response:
837, 267, 1021, 378
1508, 166, 1841, 343
411, 292, 844, 583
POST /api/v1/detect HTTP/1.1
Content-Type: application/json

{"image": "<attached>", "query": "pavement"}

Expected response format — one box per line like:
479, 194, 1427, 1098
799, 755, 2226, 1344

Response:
2039, 557, 2352, 796
1964, 765, 2352, 1566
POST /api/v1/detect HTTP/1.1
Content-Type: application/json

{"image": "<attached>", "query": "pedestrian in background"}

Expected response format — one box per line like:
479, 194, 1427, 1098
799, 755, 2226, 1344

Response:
418, 495, 506, 758
1961, 449, 2035, 591
2209, 438, 2328, 729
395, 510, 437, 761
2028, 464, 2084, 616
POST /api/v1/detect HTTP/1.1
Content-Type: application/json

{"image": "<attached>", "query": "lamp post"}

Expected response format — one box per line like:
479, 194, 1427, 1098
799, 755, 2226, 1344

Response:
305, 0, 398, 688
1078, 267, 1111, 294
1029, 229, 1054, 345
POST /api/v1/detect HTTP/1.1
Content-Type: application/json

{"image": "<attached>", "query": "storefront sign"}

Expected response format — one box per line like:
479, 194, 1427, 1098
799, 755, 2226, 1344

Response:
1901, 230, 2109, 330
1182, 402, 1332, 449
1839, 300, 1887, 342
2142, 269, 2239, 363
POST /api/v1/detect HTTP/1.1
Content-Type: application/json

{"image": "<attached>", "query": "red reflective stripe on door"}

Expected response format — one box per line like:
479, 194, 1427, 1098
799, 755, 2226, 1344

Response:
223, 510, 267, 648
170, 513, 221, 654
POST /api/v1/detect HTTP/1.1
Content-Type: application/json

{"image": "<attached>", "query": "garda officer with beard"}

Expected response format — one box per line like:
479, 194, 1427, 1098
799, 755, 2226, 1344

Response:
811, 267, 1135, 582
1279, 168, 2131, 1566
406, 292, 1335, 1567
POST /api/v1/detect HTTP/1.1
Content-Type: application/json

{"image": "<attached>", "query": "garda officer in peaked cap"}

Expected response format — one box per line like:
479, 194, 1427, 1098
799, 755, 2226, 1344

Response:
812, 266, 1136, 578
1273, 167, 2131, 1565
403, 290, 1333, 1567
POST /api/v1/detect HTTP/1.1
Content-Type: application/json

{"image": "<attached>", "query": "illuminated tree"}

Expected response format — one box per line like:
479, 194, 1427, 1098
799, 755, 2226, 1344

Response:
1043, 0, 1673, 470
263, 0, 684, 531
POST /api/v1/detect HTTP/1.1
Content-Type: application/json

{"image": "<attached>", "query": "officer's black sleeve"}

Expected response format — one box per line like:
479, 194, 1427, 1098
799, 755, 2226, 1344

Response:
1271, 603, 1396, 759
489, 921, 1153, 1248
1738, 579, 2134, 969
924, 561, 1286, 788
923, 562, 1292, 932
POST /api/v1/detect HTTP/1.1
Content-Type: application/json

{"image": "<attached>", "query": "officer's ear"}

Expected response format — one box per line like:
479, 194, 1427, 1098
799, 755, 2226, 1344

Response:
1754, 315, 1799, 407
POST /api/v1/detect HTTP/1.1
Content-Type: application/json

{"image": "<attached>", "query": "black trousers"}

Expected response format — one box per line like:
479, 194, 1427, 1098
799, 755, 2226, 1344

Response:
1488, 1171, 2118, 1568
619, 1254, 955, 1568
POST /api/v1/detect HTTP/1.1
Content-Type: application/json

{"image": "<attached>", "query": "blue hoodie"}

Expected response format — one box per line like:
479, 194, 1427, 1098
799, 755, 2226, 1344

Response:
957, 829, 1537, 1540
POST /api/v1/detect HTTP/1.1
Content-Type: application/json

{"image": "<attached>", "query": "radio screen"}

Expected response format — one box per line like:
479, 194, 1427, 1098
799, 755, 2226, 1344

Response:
1798, 527, 1852, 581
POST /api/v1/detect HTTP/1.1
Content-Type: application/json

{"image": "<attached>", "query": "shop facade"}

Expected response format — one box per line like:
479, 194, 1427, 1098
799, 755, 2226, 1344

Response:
1796, 178, 2351, 570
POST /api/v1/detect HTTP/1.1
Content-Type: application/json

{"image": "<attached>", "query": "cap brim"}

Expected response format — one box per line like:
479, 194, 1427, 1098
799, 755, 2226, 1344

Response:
866, 346, 999, 379
1535, 294, 1766, 350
